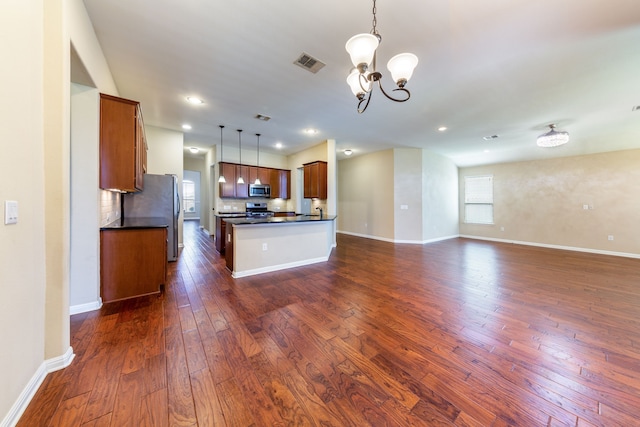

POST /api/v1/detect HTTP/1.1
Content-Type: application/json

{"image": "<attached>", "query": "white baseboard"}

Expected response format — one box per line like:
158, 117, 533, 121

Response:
69, 298, 102, 315
232, 255, 330, 278
337, 230, 458, 245
459, 235, 640, 259
1, 347, 74, 427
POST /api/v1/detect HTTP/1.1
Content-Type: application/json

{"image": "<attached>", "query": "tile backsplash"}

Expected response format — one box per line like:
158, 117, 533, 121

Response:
100, 190, 120, 226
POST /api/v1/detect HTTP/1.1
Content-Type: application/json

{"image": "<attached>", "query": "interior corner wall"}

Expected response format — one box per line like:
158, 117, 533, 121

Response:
145, 125, 185, 247
422, 151, 459, 241
393, 149, 424, 242
459, 149, 640, 255
337, 150, 395, 240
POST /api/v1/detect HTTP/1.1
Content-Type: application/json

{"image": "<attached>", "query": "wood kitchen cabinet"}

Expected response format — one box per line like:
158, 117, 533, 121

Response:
270, 168, 291, 199
100, 93, 147, 192
100, 227, 167, 303
219, 162, 291, 199
215, 216, 226, 253
219, 162, 237, 198
303, 161, 327, 199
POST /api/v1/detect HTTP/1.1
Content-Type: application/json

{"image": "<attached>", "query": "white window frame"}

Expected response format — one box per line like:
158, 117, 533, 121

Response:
183, 180, 196, 213
464, 175, 494, 224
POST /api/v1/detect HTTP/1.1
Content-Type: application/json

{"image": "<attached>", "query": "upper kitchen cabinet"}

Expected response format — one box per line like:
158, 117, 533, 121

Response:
303, 161, 327, 199
270, 168, 291, 199
219, 162, 237, 198
100, 94, 147, 192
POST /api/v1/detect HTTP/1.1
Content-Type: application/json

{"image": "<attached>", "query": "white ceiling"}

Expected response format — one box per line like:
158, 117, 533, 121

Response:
81, 0, 640, 167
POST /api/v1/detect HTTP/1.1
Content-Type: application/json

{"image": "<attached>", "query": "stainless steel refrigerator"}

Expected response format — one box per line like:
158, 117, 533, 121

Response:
123, 174, 180, 261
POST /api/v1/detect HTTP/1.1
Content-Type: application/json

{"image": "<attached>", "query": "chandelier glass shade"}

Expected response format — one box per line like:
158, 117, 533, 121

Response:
218, 125, 226, 183
345, 0, 418, 113
537, 124, 569, 147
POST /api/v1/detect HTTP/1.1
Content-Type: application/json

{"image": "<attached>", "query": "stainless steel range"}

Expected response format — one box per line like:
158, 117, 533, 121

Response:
245, 202, 274, 218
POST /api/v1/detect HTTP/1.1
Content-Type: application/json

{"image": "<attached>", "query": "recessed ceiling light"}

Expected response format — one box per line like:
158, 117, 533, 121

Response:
304, 128, 318, 135
344, 149, 353, 156
186, 96, 204, 105
437, 126, 447, 132
484, 150, 490, 153
189, 147, 199, 154
182, 124, 192, 130
275, 142, 283, 149
482, 135, 499, 140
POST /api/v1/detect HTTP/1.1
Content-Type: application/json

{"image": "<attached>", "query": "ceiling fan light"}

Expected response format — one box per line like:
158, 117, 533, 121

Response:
387, 53, 418, 87
537, 125, 569, 147
345, 33, 379, 71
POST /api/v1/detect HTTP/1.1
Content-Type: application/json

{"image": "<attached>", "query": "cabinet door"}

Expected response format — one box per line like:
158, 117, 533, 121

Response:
135, 106, 146, 190
219, 162, 236, 198
303, 161, 327, 199
270, 168, 281, 199
100, 94, 142, 191
259, 167, 271, 186
279, 169, 291, 199
236, 165, 250, 198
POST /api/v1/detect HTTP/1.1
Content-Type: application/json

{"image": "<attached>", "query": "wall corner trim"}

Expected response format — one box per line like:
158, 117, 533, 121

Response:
1, 347, 75, 427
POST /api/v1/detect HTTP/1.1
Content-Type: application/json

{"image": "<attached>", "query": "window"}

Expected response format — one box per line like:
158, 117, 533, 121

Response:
464, 175, 493, 224
183, 180, 196, 213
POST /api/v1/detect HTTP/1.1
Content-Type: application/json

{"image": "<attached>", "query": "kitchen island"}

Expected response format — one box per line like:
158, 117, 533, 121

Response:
222, 214, 336, 278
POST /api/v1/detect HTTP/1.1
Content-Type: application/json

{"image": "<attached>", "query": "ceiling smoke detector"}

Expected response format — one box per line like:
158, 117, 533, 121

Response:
294, 52, 326, 74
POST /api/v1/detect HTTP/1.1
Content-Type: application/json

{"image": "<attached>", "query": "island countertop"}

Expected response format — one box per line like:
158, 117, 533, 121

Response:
222, 214, 336, 226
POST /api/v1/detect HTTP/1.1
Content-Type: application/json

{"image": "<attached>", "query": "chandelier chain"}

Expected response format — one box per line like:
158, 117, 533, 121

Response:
371, 0, 378, 35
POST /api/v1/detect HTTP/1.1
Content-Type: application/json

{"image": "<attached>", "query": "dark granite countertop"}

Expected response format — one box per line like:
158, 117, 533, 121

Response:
100, 217, 168, 230
223, 214, 336, 225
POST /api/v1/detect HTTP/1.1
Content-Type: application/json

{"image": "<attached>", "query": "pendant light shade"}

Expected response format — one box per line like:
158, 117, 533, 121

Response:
254, 133, 261, 185
218, 125, 226, 183
237, 129, 244, 184
387, 53, 419, 86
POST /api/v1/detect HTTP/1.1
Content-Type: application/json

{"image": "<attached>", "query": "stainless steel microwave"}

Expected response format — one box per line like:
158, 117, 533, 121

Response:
249, 184, 270, 198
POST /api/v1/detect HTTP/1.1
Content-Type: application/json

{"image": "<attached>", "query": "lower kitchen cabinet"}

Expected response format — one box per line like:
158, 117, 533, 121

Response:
215, 216, 226, 253
100, 227, 167, 303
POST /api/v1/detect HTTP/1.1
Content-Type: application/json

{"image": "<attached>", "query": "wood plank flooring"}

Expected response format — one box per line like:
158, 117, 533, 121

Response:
18, 220, 640, 426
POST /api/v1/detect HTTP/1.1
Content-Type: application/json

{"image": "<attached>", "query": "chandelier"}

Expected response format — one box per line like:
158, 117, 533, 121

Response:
345, 0, 418, 113
537, 124, 569, 147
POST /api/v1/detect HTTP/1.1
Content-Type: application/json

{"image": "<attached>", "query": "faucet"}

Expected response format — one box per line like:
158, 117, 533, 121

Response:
315, 207, 323, 218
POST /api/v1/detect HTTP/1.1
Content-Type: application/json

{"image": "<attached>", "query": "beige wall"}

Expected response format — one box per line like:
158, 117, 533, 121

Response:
459, 149, 640, 255
422, 150, 459, 241
338, 150, 395, 240
394, 149, 424, 242
0, 0, 48, 420
184, 156, 208, 226
145, 125, 185, 247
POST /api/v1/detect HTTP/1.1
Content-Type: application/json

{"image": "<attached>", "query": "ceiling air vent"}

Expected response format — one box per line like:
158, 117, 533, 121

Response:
255, 114, 271, 122
294, 52, 326, 74
483, 135, 499, 141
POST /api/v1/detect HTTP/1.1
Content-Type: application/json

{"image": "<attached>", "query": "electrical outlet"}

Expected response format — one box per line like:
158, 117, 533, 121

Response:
583, 204, 589, 210
500, 226, 505, 232
262, 243, 268, 251
400, 204, 409, 210
608, 235, 614, 241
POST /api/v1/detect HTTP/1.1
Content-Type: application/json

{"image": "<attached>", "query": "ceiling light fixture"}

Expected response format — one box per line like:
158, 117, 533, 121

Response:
189, 147, 199, 154
437, 126, 447, 132
237, 129, 245, 184
275, 142, 283, 149
254, 133, 262, 185
345, 0, 418, 113
344, 149, 353, 156
537, 124, 569, 147
218, 125, 226, 183
304, 128, 318, 135
182, 124, 192, 130
186, 96, 203, 105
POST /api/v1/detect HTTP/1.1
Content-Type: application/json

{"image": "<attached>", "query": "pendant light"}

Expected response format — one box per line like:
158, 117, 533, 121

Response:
236, 129, 244, 184
254, 133, 262, 185
217, 125, 226, 183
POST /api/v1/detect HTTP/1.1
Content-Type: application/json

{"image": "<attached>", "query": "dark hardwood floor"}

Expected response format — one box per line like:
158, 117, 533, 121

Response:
18, 220, 640, 426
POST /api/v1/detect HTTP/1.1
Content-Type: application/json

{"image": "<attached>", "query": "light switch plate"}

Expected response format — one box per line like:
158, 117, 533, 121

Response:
4, 200, 18, 225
